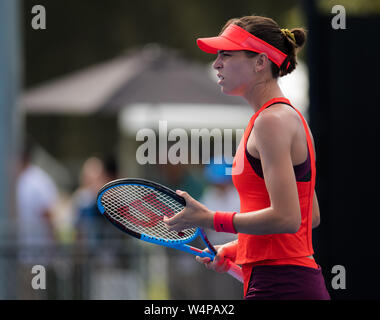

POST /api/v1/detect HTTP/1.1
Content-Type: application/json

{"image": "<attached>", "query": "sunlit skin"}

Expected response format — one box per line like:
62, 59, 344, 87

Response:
163, 49, 320, 273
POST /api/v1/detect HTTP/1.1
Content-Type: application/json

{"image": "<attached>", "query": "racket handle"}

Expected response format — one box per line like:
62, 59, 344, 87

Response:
172, 243, 215, 260
226, 260, 243, 283
191, 248, 243, 283
198, 253, 243, 283
171, 244, 243, 282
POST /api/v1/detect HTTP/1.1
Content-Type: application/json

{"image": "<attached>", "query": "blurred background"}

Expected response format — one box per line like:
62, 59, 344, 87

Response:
0, 0, 379, 300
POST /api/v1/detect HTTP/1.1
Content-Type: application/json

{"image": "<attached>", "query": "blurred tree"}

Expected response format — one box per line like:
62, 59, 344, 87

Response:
23, 0, 302, 87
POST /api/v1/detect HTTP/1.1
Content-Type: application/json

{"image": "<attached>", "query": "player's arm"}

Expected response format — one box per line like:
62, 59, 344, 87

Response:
306, 121, 320, 229
312, 191, 320, 229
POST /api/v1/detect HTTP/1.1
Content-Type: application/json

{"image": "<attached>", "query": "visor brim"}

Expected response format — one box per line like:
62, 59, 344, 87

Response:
196, 36, 245, 54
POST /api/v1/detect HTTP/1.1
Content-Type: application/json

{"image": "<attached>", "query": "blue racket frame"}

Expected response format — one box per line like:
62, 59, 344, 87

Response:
97, 179, 215, 261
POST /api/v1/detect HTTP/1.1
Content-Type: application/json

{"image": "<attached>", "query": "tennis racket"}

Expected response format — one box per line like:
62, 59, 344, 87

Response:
97, 178, 243, 283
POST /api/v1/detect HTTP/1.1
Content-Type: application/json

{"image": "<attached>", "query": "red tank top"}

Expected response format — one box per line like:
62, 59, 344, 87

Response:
231, 97, 317, 295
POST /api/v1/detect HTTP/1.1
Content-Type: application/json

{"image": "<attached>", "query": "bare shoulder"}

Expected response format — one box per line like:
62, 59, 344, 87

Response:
253, 103, 316, 163
255, 104, 299, 143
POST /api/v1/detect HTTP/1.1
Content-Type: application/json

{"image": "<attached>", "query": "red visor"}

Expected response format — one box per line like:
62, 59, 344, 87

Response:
197, 24, 287, 68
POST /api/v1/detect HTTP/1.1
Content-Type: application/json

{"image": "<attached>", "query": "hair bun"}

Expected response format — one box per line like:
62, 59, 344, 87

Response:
290, 28, 307, 48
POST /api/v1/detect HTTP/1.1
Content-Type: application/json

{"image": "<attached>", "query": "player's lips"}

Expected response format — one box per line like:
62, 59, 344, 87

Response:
217, 74, 225, 84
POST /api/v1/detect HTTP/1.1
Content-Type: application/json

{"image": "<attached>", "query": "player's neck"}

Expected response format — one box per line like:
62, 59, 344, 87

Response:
244, 78, 285, 112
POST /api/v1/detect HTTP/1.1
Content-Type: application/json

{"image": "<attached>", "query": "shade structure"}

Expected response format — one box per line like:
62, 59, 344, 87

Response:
21, 44, 247, 116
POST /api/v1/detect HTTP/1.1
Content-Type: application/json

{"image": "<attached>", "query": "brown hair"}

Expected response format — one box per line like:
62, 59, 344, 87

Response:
219, 15, 307, 77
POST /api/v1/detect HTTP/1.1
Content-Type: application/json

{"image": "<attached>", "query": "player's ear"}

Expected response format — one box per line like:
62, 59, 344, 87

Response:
254, 53, 269, 72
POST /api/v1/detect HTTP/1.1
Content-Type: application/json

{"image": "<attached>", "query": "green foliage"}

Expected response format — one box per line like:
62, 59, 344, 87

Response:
23, 0, 304, 87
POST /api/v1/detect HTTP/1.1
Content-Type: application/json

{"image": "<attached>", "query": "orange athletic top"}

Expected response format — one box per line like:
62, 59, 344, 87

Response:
231, 97, 318, 296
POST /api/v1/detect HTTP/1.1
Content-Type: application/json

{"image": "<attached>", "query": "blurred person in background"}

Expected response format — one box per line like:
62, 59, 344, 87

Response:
164, 15, 330, 300
159, 163, 204, 201
16, 137, 59, 299
70, 155, 118, 298
72, 155, 118, 247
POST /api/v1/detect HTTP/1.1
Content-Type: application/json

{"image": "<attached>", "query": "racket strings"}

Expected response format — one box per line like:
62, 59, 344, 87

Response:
100, 184, 196, 241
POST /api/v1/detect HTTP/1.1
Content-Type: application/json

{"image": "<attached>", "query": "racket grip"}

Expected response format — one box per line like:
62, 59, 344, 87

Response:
226, 260, 243, 283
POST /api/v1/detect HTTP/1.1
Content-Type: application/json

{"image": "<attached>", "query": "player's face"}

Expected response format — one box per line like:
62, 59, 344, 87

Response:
213, 50, 257, 96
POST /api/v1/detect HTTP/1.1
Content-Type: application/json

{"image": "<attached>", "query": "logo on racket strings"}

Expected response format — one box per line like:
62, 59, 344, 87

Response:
117, 192, 176, 229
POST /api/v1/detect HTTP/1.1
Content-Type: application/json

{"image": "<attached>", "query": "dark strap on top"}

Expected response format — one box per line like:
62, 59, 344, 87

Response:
245, 100, 312, 182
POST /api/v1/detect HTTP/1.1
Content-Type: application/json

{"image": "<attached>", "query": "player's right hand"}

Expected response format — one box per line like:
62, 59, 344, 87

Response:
196, 242, 238, 273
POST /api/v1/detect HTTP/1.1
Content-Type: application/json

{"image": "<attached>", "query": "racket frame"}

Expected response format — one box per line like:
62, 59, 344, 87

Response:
97, 178, 214, 259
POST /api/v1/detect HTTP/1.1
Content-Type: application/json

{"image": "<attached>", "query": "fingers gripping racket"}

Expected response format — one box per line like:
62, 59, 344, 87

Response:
97, 178, 243, 283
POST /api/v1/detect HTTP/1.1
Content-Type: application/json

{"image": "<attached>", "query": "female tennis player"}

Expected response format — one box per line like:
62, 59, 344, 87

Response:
163, 15, 330, 300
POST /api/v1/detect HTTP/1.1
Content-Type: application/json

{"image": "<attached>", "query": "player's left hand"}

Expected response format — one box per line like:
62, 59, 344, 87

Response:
163, 190, 214, 231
